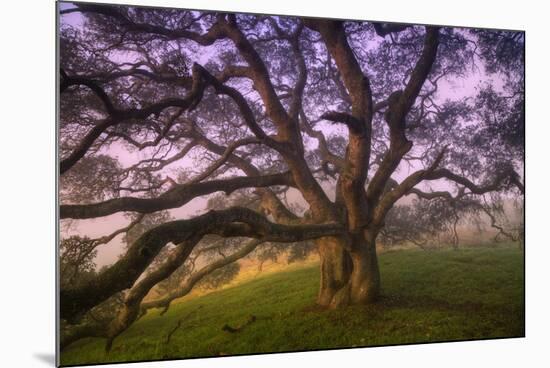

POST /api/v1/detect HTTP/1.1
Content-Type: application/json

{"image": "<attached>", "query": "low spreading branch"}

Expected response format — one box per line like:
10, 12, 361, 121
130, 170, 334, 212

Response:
61, 172, 294, 219
60, 207, 345, 321
105, 239, 264, 350
142, 240, 264, 315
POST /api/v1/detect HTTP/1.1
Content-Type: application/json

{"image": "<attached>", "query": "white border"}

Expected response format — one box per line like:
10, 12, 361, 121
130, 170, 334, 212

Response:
2, 0, 548, 367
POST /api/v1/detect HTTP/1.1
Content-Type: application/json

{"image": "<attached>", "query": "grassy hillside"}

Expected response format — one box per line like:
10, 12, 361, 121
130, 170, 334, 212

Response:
61, 246, 524, 366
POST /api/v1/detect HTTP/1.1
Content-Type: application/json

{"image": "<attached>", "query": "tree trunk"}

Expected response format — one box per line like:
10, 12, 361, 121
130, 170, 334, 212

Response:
349, 240, 380, 304
316, 236, 352, 307
316, 233, 380, 308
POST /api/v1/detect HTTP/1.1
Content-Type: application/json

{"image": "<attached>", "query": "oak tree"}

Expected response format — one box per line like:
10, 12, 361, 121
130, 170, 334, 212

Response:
59, 3, 524, 349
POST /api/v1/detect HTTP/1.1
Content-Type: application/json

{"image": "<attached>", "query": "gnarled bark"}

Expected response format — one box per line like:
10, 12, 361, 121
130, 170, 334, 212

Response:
316, 232, 381, 308
316, 236, 352, 307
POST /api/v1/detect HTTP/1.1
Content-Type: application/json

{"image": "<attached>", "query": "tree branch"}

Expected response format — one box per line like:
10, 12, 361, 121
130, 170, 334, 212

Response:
221, 16, 335, 219
60, 207, 345, 321
308, 19, 374, 229
391, 27, 440, 126
60, 172, 295, 219
372, 23, 410, 38
188, 138, 261, 183
320, 111, 364, 134
372, 148, 446, 225
190, 130, 302, 224
105, 238, 200, 351
70, 4, 228, 45
425, 167, 524, 195
144, 239, 262, 315
366, 27, 440, 215
60, 63, 208, 174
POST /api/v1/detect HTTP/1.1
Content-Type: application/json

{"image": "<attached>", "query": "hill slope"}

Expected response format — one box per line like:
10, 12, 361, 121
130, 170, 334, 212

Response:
61, 246, 524, 366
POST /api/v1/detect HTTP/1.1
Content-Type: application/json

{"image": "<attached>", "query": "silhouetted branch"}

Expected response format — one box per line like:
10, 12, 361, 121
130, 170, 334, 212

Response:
60, 207, 345, 321
61, 172, 295, 219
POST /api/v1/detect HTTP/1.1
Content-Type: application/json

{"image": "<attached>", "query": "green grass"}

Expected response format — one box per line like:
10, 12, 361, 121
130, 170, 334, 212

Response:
61, 245, 524, 366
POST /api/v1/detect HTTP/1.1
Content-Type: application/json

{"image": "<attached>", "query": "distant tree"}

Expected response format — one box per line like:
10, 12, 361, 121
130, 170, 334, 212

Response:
479, 195, 524, 248
58, 4, 524, 350
60, 236, 98, 289
380, 196, 482, 250
197, 261, 240, 290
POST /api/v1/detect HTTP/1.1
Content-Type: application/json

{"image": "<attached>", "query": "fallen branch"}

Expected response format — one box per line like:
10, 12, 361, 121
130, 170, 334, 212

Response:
165, 306, 203, 344
222, 315, 256, 333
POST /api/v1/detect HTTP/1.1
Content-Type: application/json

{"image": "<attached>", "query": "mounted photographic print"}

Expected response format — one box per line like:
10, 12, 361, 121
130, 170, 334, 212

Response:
57, 1, 525, 366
